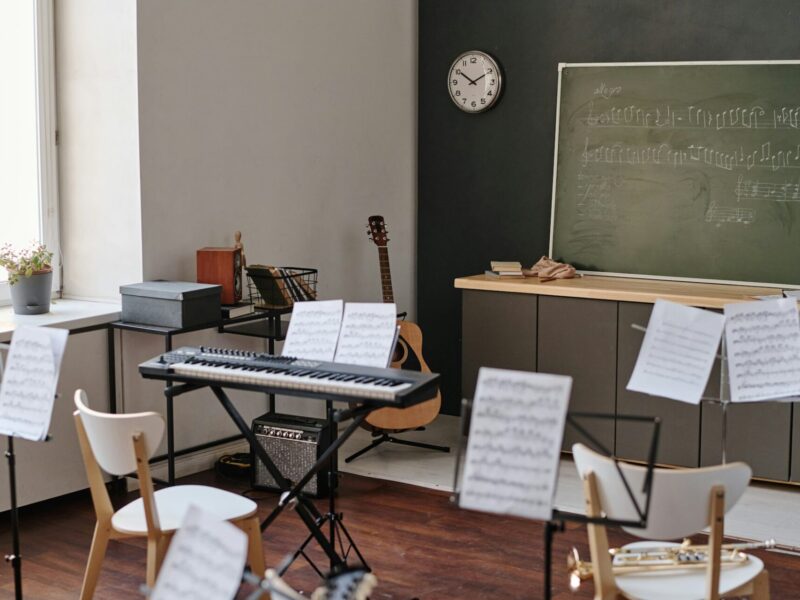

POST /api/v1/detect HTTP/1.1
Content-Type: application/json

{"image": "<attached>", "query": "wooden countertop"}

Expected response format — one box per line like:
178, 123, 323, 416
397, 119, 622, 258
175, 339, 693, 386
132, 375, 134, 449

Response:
454, 274, 783, 309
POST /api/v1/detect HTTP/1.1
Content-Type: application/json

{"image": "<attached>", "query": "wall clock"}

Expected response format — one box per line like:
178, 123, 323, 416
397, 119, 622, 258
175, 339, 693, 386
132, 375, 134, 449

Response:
447, 50, 502, 113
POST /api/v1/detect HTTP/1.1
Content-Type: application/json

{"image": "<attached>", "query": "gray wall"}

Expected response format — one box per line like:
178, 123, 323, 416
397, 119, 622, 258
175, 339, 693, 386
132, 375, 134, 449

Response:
419, 0, 800, 414
137, 0, 418, 314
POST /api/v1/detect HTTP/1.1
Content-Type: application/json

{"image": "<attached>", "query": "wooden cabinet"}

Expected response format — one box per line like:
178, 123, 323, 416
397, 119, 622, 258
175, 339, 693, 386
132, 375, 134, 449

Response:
461, 290, 537, 400
537, 297, 616, 451
701, 402, 792, 481
457, 274, 797, 483
616, 303, 704, 467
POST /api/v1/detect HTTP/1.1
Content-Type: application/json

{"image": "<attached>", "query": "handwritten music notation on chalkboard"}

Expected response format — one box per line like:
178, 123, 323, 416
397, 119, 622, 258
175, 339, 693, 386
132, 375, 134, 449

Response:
725, 298, 800, 403
627, 300, 725, 405
334, 302, 397, 368
735, 174, 800, 203
459, 368, 572, 521
150, 505, 248, 600
583, 102, 800, 132
0, 326, 68, 441
281, 300, 344, 361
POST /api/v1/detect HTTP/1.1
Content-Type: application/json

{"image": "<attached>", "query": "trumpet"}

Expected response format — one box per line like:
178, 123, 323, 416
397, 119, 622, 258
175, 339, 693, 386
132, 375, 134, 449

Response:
567, 538, 775, 591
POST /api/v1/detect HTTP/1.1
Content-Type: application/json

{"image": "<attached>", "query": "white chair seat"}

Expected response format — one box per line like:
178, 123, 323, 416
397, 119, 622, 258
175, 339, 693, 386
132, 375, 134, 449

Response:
614, 541, 765, 600
112, 484, 258, 534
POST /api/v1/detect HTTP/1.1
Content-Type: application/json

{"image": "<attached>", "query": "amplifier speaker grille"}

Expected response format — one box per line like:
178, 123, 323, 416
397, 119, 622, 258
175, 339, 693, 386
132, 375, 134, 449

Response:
251, 413, 330, 497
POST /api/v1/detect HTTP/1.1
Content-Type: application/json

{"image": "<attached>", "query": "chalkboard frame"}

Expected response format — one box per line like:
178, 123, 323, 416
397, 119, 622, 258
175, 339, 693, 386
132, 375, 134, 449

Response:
549, 60, 800, 289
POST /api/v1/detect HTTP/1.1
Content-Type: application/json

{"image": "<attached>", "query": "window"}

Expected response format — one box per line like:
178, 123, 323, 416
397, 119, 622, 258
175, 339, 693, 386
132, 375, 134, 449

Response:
0, 0, 59, 303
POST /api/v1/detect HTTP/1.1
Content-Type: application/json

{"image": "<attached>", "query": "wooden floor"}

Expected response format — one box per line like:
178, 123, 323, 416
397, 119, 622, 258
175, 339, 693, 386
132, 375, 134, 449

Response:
1, 470, 798, 599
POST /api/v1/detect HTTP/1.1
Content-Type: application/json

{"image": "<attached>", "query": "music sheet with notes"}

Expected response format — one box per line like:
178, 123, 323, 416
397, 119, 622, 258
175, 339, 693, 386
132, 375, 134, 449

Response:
281, 300, 343, 361
334, 302, 397, 368
725, 298, 800, 403
459, 368, 572, 521
0, 326, 68, 441
151, 505, 248, 600
627, 300, 724, 404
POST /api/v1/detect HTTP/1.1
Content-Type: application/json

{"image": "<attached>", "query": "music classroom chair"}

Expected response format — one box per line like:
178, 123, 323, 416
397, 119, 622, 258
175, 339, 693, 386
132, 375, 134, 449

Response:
572, 443, 769, 600
72, 390, 265, 599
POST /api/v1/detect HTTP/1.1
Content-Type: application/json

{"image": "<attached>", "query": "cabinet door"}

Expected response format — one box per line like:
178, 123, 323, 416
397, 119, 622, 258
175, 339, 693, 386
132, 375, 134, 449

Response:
701, 401, 791, 481
616, 303, 707, 467
537, 296, 617, 451
461, 290, 537, 401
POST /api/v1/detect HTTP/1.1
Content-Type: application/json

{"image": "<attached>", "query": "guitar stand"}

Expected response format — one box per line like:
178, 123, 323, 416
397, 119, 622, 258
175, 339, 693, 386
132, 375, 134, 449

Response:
344, 428, 450, 464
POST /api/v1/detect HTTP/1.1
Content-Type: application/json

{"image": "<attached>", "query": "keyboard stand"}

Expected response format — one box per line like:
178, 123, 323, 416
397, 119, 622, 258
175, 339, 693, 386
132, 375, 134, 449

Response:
166, 382, 372, 572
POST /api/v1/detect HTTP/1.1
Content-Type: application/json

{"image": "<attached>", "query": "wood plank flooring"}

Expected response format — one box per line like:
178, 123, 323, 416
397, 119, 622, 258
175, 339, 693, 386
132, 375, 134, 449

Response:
1, 470, 798, 599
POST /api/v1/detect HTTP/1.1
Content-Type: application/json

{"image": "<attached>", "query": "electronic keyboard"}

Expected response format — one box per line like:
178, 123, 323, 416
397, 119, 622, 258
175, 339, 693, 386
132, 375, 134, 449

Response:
139, 346, 440, 407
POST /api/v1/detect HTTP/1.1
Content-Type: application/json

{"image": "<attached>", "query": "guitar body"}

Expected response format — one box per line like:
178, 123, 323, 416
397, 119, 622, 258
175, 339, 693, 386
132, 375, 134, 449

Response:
361, 215, 442, 433
364, 319, 442, 431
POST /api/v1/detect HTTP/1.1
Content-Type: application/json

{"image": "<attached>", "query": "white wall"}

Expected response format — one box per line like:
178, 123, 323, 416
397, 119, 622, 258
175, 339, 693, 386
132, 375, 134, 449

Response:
56, 0, 143, 300
136, 0, 418, 316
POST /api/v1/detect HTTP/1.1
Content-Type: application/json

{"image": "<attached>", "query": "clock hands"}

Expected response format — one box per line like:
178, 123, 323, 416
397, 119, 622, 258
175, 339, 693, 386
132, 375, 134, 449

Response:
459, 72, 486, 86
459, 71, 477, 85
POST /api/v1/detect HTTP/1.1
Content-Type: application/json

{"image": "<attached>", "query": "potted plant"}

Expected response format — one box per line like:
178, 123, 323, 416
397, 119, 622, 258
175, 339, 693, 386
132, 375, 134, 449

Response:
0, 242, 54, 315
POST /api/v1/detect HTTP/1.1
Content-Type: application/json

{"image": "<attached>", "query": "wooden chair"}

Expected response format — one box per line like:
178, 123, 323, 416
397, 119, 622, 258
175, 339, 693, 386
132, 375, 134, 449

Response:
572, 443, 769, 600
73, 389, 264, 599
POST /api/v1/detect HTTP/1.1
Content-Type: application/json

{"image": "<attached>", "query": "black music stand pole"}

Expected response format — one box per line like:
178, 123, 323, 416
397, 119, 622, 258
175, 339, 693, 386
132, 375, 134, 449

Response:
5, 434, 22, 600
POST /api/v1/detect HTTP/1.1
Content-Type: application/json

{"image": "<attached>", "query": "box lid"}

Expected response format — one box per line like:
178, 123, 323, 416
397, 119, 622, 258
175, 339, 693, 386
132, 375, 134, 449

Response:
120, 281, 222, 300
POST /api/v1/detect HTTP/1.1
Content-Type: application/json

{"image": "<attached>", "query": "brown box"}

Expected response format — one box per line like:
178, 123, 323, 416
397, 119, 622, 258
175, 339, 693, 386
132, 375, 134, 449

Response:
196, 247, 242, 305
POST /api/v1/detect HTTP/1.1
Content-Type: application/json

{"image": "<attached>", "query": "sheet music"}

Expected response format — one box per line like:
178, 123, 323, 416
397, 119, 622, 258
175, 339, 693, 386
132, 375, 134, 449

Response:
0, 326, 68, 441
725, 298, 800, 403
627, 299, 724, 404
459, 368, 572, 521
150, 505, 248, 600
281, 300, 343, 361
334, 302, 397, 367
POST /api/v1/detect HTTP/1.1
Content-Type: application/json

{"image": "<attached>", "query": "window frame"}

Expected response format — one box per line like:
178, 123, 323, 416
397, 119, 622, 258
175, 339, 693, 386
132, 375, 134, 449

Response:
0, 0, 60, 306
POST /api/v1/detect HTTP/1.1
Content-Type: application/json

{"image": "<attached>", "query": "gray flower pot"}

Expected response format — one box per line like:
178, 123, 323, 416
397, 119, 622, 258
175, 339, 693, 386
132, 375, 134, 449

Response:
10, 271, 53, 315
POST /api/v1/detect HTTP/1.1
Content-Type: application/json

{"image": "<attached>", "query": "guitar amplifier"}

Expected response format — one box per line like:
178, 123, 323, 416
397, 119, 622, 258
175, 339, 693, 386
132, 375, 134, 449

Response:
251, 413, 332, 498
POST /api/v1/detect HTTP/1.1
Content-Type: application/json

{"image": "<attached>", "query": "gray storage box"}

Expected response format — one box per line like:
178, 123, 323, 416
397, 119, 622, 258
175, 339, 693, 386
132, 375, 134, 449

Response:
120, 281, 222, 328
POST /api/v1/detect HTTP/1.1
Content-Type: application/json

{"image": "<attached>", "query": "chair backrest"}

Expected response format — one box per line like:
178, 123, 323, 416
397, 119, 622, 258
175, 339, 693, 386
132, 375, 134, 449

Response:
74, 389, 165, 476
572, 443, 751, 540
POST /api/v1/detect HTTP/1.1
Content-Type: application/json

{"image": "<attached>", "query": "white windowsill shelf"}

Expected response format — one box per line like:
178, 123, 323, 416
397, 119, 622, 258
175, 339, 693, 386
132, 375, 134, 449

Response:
0, 298, 121, 342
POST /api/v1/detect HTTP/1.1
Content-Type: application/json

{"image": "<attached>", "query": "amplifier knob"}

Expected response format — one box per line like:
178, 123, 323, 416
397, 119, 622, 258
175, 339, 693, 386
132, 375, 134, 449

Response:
294, 433, 302, 439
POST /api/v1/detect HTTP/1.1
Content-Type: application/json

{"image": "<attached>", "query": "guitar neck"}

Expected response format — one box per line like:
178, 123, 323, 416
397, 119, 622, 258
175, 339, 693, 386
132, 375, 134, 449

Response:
378, 247, 394, 304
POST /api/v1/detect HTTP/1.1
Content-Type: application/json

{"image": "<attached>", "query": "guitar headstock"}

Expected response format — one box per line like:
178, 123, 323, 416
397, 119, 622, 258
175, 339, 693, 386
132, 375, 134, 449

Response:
367, 215, 389, 247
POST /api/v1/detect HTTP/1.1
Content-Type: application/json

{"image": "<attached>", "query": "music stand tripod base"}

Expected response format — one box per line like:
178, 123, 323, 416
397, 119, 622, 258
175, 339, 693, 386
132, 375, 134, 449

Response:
345, 429, 450, 464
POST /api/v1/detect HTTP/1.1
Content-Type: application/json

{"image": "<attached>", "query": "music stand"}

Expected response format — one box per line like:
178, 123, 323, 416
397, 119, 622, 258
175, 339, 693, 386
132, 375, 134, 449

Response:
452, 400, 661, 600
1, 342, 56, 600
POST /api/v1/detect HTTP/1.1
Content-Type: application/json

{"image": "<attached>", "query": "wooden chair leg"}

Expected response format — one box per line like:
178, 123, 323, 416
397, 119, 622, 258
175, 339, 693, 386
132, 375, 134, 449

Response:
145, 535, 169, 588
239, 516, 266, 577
80, 522, 111, 600
751, 569, 770, 600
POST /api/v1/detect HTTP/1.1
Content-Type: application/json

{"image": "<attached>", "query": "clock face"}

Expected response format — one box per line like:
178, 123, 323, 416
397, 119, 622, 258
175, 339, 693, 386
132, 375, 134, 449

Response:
448, 51, 502, 113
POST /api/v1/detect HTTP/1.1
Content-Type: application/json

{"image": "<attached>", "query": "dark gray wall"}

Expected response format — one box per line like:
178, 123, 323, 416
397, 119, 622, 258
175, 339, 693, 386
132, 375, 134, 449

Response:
418, 0, 800, 415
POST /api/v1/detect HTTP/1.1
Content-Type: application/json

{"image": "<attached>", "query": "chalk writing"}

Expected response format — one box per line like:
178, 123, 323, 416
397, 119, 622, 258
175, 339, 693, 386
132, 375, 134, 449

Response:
459, 368, 571, 521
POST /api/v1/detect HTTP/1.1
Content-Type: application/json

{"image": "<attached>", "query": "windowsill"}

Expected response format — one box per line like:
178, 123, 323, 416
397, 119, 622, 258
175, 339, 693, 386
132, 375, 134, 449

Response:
0, 298, 121, 342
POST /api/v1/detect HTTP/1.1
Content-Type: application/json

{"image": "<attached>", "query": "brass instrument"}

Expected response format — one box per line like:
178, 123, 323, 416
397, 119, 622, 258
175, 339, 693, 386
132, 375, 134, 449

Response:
568, 538, 775, 591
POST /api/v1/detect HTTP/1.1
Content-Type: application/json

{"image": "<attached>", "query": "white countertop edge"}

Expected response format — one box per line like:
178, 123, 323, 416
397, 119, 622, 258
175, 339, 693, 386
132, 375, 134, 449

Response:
0, 298, 121, 342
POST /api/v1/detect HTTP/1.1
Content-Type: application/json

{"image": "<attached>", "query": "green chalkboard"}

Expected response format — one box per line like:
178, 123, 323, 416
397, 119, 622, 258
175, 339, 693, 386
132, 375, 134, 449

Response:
551, 62, 800, 286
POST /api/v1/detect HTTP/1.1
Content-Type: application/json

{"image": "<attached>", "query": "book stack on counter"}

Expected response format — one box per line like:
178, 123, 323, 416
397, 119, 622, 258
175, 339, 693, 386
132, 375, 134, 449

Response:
485, 261, 524, 278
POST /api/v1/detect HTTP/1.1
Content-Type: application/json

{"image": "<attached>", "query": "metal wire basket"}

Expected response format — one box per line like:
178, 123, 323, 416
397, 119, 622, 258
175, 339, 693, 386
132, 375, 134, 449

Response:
245, 266, 318, 311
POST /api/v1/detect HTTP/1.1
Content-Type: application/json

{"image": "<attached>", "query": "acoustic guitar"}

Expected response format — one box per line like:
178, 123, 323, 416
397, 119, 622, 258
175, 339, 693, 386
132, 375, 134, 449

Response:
364, 215, 442, 431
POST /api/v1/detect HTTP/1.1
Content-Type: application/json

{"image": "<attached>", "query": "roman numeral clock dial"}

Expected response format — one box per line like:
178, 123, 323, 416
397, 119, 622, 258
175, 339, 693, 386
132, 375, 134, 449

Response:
448, 50, 503, 113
